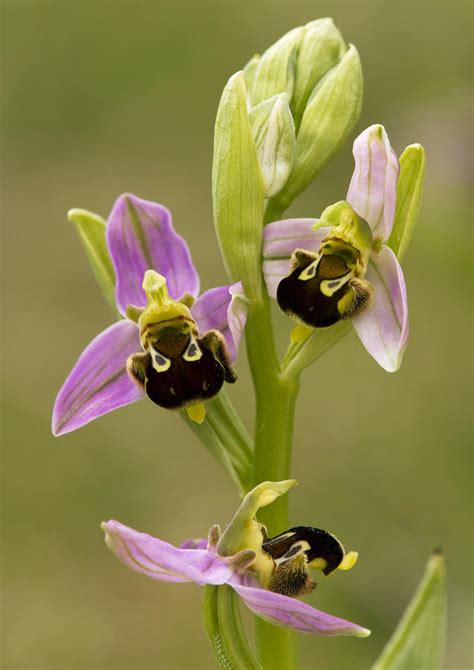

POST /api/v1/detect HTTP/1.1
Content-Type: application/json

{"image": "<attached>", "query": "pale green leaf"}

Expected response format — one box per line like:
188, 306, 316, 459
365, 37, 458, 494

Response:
372, 551, 446, 670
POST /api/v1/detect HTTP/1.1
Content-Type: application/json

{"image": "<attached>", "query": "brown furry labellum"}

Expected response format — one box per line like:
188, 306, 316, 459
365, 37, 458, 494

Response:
262, 526, 346, 597
277, 244, 373, 328
127, 320, 236, 410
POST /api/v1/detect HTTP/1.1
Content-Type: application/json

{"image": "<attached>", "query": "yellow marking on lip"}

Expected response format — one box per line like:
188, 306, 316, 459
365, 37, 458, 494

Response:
186, 403, 206, 424
308, 557, 327, 571
290, 323, 314, 344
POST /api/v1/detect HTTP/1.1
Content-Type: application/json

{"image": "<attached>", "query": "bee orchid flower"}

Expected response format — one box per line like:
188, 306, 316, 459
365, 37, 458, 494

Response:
102, 481, 369, 638
263, 125, 410, 372
52, 193, 247, 435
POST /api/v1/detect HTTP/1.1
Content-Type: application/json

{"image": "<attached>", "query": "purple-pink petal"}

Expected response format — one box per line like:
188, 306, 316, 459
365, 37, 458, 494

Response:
52, 320, 143, 436
262, 219, 329, 298
191, 283, 247, 363
106, 193, 200, 315
102, 521, 233, 586
347, 125, 399, 242
352, 245, 409, 372
230, 576, 370, 637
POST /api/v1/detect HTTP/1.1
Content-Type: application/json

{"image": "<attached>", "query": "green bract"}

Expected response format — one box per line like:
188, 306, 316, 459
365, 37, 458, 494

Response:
212, 71, 266, 298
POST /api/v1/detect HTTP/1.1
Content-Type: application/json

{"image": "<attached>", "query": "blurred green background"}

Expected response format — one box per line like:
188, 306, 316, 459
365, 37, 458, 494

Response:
2, 1, 472, 668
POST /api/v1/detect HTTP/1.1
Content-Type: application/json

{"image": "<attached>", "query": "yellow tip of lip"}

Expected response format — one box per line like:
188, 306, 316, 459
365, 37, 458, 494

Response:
186, 403, 206, 424
339, 550, 358, 571
290, 323, 313, 344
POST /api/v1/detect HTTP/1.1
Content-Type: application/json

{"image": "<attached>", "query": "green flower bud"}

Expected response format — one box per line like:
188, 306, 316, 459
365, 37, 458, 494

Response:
276, 44, 363, 210
248, 27, 303, 107
212, 71, 266, 296
291, 18, 347, 131
243, 53, 260, 96
249, 93, 296, 197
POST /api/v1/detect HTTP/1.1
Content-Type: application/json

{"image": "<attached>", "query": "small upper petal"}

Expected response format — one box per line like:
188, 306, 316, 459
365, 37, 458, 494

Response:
352, 245, 409, 372
262, 219, 328, 298
191, 283, 248, 363
226, 283, 248, 362
231, 576, 370, 637
347, 125, 399, 241
102, 521, 233, 586
52, 320, 143, 436
106, 193, 200, 315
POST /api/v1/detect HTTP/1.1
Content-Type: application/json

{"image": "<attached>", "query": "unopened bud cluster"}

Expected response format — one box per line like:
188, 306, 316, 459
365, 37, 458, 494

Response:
244, 19, 363, 204
212, 19, 363, 294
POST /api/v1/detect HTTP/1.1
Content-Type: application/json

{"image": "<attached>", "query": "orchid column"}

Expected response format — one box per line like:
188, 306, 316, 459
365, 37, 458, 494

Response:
212, 20, 363, 668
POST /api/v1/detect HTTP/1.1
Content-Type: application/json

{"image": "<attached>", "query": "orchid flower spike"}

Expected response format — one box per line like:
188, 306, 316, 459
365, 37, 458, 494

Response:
102, 480, 369, 638
52, 194, 248, 434
263, 125, 413, 372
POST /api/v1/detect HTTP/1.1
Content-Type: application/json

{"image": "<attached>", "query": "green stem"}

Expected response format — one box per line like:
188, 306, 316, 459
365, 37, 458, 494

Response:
237, 201, 301, 669
255, 619, 296, 670
244, 294, 299, 670
248, 303, 299, 531
203, 585, 263, 670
